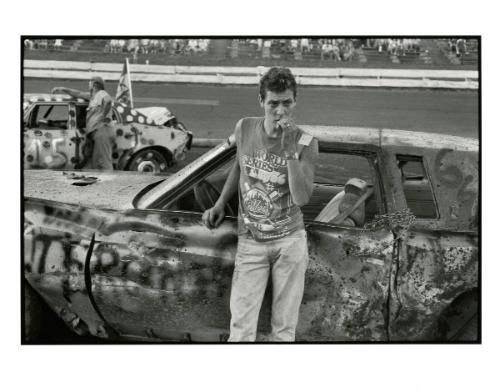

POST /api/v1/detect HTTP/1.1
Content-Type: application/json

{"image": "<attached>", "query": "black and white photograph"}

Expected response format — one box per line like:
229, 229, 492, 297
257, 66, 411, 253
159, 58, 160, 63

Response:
6, 2, 498, 391
22, 36, 480, 344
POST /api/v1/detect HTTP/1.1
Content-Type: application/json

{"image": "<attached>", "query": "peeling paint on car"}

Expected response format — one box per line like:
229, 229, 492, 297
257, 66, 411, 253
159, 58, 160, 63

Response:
24, 127, 479, 341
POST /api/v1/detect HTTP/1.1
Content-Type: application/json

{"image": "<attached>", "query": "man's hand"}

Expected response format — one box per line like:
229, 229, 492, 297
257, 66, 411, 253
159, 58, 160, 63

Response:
202, 202, 226, 229
277, 118, 299, 158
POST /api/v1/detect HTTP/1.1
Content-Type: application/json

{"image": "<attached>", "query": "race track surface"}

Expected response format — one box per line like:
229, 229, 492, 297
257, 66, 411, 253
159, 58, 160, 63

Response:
24, 79, 479, 140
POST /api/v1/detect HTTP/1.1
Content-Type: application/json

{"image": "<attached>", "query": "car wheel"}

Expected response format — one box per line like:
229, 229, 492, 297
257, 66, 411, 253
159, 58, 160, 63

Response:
127, 149, 171, 173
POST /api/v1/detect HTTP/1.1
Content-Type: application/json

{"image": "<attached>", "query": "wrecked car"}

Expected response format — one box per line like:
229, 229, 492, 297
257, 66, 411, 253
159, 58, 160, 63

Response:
23, 94, 193, 172
23, 126, 479, 342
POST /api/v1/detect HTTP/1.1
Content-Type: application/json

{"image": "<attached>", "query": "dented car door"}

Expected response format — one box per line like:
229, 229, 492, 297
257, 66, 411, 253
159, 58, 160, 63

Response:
23, 102, 79, 169
24, 199, 113, 338
87, 208, 239, 341
297, 223, 395, 341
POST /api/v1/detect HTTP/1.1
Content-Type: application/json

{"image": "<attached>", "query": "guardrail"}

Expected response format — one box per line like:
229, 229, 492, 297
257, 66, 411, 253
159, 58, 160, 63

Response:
24, 60, 479, 89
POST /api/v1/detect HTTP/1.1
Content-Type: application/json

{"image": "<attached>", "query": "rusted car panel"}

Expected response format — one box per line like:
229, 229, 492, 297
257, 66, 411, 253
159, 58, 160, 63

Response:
24, 201, 107, 338
23, 126, 479, 342
297, 224, 394, 341
388, 229, 478, 340
381, 130, 479, 231
379, 130, 479, 340
23, 94, 192, 172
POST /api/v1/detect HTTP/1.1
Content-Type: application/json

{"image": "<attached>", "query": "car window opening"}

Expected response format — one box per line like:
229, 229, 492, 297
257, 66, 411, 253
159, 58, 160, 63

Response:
33, 104, 69, 130
308, 151, 380, 227
164, 149, 382, 229
397, 155, 439, 219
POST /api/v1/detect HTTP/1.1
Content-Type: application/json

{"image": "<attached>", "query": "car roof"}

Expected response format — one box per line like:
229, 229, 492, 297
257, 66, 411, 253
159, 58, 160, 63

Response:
22, 94, 165, 127
24, 93, 88, 104
301, 125, 478, 152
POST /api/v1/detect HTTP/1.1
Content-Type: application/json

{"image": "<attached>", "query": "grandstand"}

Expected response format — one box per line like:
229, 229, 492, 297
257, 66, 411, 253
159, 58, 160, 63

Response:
23, 38, 478, 70
434, 38, 479, 66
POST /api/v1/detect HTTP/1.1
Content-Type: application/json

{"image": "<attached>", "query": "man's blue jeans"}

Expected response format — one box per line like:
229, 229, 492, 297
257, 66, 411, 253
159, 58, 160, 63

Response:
228, 229, 309, 342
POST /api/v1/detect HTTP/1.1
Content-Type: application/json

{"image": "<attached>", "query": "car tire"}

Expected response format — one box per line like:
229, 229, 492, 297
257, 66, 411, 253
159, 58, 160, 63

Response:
127, 148, 171, 173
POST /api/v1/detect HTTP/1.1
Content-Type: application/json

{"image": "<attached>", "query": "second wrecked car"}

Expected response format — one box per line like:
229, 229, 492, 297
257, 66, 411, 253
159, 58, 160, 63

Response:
23, 92, 193, 173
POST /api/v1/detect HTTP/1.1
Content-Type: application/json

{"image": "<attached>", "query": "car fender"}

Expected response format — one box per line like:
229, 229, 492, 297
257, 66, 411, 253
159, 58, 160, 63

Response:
115, 123, 188, 164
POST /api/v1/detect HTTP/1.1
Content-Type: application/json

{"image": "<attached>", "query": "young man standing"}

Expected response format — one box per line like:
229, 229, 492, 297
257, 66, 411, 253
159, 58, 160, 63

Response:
52, 76, 114, 170
202, 67, 318, 341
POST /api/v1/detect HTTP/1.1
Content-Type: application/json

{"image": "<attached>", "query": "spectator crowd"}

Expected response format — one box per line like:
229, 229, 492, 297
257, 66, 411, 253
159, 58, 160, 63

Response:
363, 38, 421, 56
105, 39, 210, 55
24, 39, 64, 50
447, 38, 478, 57
24, 38, 478, 67
25, 38, 360, 62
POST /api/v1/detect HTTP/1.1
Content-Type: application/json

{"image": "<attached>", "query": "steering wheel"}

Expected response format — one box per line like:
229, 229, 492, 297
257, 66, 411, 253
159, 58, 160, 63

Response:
194, 180, 235, 216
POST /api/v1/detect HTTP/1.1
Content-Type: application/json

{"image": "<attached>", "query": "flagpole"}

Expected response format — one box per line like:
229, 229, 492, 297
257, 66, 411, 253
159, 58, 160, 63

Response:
126, 57, 134, 109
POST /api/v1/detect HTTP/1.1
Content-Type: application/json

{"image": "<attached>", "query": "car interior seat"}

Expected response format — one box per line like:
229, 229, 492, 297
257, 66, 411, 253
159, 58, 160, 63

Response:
315, 178, 373, 227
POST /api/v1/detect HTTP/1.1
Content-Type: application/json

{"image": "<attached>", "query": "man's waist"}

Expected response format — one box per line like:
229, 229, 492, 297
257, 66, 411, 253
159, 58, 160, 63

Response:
238, 222, 305, 242
87, 119, 113, 132
238, 209, 304, 240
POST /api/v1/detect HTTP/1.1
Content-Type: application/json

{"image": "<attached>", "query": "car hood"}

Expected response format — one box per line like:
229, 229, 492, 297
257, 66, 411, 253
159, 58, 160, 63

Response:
135, 107, 176, 125
24, 170, 167, 210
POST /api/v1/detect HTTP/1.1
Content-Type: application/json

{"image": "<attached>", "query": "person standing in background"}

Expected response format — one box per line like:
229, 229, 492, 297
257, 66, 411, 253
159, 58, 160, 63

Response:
202, 67, 318, 341
52, 76, 115, 170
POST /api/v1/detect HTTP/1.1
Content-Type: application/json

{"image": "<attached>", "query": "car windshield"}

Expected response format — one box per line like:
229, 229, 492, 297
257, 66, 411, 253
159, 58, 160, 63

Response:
134, 136, 236, 209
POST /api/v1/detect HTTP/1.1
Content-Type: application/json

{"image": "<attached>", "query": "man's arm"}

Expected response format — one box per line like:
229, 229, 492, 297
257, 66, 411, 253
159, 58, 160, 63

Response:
287, 138, 318, 206
51, 86, 90, 100
202, 159, 240, 228
101, 93, 113, 118
279, 119, 318, 206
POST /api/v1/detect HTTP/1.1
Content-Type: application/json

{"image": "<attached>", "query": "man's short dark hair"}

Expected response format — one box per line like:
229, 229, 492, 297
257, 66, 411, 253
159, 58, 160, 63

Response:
259, 67, 297, 101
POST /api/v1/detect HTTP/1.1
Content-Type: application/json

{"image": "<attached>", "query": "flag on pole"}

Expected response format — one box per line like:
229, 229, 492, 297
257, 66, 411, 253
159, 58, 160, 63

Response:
115, 58, 134, 108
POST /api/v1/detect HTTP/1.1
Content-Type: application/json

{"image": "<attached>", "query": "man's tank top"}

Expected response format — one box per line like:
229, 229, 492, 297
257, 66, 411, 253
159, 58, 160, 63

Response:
236, 117, 307, 241
86, 90, 113, 133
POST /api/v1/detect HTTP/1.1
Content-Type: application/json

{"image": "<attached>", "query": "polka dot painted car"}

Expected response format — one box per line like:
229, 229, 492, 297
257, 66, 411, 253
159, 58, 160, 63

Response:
23, 94, 193, 172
